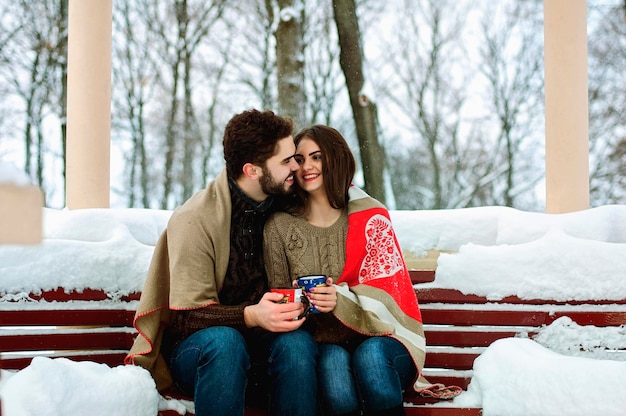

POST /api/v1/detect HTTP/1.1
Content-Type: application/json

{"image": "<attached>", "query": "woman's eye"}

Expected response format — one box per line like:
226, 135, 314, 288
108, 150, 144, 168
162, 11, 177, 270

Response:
294, 156, 304, 164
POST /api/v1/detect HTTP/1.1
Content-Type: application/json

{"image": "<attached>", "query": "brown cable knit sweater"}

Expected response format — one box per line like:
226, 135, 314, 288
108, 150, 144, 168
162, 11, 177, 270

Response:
263, 210, 365, 346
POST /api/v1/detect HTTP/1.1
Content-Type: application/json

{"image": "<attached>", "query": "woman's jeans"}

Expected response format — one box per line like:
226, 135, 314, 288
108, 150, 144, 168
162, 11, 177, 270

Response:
318, 337, 417, 415
169, 326, 318, 416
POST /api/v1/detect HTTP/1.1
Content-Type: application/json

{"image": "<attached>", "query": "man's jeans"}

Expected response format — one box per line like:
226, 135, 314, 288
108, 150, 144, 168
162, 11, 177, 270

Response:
169, 326, 318, 416
318, 337, 417, 415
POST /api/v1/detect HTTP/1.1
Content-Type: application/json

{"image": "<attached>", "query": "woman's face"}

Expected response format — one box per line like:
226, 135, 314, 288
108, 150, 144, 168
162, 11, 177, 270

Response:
294, 137, 324, 194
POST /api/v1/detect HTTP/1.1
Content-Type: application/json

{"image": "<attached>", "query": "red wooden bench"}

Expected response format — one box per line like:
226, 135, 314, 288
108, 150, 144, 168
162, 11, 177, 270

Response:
3, 269, 625, 416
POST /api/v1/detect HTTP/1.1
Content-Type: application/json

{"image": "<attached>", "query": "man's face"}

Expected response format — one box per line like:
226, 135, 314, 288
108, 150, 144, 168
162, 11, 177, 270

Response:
259, 136, 299, 196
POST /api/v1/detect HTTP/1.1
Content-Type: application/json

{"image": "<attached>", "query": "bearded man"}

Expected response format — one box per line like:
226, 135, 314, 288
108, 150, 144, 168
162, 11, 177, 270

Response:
126, 109, 318, 416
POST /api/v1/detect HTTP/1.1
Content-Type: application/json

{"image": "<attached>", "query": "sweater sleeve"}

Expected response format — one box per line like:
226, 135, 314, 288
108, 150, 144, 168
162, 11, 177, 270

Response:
172, 303, 248, 339
263, 214, 293, 288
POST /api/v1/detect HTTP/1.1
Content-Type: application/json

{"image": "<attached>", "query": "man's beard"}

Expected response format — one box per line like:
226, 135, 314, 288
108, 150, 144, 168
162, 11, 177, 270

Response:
259, 165, 292, 196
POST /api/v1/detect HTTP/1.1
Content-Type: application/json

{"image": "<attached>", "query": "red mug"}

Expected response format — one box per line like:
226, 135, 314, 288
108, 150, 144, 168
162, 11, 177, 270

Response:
270, 287, 311, 319
270, 287, 303, 304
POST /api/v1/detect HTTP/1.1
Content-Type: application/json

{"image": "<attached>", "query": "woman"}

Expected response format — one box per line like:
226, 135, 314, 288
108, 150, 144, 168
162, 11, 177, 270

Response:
264, 125, 456, 416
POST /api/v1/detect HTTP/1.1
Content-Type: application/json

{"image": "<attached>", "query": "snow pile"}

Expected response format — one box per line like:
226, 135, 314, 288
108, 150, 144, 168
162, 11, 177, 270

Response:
0, 208, 171, 298
532, 316, 626, 361
392, 205, 626, 301
452, 338, 626, 416
0, 357, 160, 416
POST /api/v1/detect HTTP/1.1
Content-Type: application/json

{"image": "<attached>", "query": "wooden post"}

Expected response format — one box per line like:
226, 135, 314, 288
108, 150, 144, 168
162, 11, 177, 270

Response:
66, 0, 112, 209
543, 0, 590, 213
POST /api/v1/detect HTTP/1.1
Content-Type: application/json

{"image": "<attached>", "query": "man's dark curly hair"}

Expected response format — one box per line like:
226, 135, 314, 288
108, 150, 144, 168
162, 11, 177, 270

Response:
223, 109, 295, 179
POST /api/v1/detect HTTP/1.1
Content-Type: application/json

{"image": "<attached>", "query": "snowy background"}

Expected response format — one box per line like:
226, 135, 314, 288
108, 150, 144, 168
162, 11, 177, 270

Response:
1, 168, 626, 415
0, 162, 31, 187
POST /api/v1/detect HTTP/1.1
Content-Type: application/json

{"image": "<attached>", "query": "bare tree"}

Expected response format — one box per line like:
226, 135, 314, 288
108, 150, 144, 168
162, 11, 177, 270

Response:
301, 3, 343, 126
195, 37, 233, 188
140, 0, 227, 208
225, 0, 277, 110
112, 0, 161, 208
379, 0, 479, 209
272, 0, 306, 127
478, 0, 544, 208
0, 2, 24, 159
588, 1, 626, 204
0, 0, 66, 205
56, 0, 68, 206
332, 0, 386, 203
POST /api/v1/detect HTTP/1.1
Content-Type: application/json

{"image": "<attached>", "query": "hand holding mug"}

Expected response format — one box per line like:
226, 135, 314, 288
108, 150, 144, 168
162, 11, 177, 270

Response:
244, 292, 306, 332
296, 275, 337, 314
270, 287, 310, 320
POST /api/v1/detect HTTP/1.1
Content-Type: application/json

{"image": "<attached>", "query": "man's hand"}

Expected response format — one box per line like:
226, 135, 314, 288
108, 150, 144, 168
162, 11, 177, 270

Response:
308, 277, 337, 313
243, 292, 306, 332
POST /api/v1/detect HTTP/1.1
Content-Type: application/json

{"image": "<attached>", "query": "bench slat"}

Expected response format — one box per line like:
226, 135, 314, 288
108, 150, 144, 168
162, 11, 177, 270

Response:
404, 406, 482, 416
424, 349, 481, 370
425, 328, 522, 347
14, 288, 141, 302
0, 331, 135, 352
416, 288, 626, 305
409, 270, 436, 284
548, 311, 626, 326
1, 309, 135, 326
421, 308, 626, 327
1, 351, 128, 371
422, 309, 548, 327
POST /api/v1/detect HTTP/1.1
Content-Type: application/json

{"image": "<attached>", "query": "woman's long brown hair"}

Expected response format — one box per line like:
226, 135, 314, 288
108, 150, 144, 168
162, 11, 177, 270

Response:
290, 125, 356, 214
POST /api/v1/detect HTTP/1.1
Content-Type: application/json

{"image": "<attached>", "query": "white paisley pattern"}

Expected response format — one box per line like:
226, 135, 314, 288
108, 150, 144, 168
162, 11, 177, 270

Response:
358, 214, 404, 283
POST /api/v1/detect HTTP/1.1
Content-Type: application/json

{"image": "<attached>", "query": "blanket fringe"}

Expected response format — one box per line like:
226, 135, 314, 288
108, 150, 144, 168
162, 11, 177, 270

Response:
416, 383, 463, 400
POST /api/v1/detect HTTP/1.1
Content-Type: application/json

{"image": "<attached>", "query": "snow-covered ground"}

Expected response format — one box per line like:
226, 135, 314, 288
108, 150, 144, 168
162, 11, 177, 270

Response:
1, 203, 626, 415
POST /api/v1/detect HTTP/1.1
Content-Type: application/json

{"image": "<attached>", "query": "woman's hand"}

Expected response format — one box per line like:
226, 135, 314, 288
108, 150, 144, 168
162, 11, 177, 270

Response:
309, 277, 337, 313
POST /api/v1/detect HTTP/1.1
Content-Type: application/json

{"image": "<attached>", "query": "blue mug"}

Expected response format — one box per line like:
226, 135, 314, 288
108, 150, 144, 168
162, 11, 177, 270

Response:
297, 275, 327, 314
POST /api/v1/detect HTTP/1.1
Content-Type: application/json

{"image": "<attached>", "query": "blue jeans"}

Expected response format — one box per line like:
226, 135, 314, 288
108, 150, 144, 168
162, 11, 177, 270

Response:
168, 326, 318, 416
318, 337, 417, 415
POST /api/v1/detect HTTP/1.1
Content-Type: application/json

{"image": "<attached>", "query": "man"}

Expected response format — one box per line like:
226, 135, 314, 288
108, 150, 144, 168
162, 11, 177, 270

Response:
125, 109, 318, 416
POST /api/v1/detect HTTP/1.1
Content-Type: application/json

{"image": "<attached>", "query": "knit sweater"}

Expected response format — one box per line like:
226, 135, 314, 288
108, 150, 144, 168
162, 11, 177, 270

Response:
264, 210, 364, 345
264, 210, 348, 286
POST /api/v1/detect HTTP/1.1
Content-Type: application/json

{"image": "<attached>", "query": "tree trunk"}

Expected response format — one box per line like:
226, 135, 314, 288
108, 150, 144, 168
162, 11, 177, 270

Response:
332, 0, 386, 203
59, 0, 68, 207
275, 0, 306, 128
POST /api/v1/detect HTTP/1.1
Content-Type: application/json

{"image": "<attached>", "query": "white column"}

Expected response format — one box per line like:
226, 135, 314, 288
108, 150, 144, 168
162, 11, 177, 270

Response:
543, 0, 590, 213
0, 184, 43, 244
66, 0, 112, 209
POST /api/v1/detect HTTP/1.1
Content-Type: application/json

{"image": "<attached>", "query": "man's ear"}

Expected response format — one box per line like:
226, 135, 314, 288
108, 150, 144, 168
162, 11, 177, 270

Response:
242, 163, 260, 179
